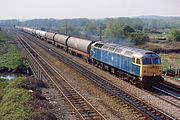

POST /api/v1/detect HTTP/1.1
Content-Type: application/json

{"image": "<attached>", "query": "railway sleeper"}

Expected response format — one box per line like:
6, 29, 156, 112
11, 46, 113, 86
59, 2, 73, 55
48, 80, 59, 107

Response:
65, 94, 79, 98
78, 107, 92, 111
67, 96, 82, 100
81, 110, 96, 114
63, 93, 76, 97
78, 110, 94, 115
70, 101, 85, 104
67, 97, 80, 101
65, 90, 78, 94
72, 98, 85, 102
82, 113, 99, 118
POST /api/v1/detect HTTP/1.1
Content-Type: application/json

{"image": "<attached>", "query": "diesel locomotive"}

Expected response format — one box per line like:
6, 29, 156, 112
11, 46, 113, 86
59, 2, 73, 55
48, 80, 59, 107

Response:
15, 26, 164, 87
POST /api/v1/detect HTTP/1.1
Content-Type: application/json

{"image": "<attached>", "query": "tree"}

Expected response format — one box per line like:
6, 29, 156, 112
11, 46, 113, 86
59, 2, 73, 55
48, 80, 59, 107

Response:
66, 25, 81, 37
104, 19, 125, 38
167, 29, 180, 41
84, 22, 98, 39
122, 25, 135, 35
128, 32, 149, 45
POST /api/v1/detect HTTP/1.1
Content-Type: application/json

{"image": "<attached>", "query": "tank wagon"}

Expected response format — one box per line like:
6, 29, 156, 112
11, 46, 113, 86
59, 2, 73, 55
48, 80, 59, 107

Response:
32, 29, 36, 35
45, 32, 56, 44
16, 26, 164, 87
39, 31, 47, 40
35, 30, 41, 38
54, 34, 69, 50
67, 37, 95, 60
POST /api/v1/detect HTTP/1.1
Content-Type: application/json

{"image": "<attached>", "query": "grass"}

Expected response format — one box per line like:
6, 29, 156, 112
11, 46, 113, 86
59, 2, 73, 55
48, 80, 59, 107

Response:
0, 44, 22, 69
160, 54, 180, 71
0, 31, 29, 71
137, 41, 166, 51
0, 79, 9, 89
0, 77, 31, 120
0, 31, 31, 120
0, 31, 22, 69
0, 32, 10, 43
148, 33, 166, 40
0, 45, 8, 55
0, 79, 8, 101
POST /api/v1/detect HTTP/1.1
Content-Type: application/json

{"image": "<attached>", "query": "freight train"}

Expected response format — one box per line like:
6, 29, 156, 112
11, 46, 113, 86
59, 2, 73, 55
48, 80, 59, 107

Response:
15, 26, 164, 87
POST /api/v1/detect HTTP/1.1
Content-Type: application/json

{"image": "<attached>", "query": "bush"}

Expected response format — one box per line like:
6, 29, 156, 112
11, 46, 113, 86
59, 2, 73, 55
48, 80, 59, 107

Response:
128, 32, 149, 45
167, 29, 180, 41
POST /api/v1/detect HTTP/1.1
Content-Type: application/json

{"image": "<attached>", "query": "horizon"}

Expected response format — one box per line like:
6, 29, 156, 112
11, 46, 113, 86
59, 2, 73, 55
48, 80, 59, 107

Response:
1, 15, 180, 21
1, 0, 179, 20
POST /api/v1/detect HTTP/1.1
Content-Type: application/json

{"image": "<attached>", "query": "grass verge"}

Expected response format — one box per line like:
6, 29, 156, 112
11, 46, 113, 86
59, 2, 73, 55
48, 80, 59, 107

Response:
0, 32, 10, 43
0, 44, 23, 69
0, 77, 31, 120
0, 31, 29, 72
160, 54, 180, 71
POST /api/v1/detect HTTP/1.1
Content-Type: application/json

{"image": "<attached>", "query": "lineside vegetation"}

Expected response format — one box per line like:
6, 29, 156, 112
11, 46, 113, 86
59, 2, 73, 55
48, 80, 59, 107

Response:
0, 31, 29, 73
0, 77, 31, 120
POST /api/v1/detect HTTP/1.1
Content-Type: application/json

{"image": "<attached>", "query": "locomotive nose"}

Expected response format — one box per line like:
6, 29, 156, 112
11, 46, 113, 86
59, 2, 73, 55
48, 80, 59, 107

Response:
142, 65, 162, 77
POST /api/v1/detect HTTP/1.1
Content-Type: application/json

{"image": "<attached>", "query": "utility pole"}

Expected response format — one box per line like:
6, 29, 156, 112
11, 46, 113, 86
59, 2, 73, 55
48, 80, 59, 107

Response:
65, 21, 68, 35
99, 24, 102, 41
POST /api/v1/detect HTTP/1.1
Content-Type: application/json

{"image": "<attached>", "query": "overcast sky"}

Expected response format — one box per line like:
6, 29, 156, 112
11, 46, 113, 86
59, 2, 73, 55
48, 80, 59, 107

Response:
0, 0, 180, 20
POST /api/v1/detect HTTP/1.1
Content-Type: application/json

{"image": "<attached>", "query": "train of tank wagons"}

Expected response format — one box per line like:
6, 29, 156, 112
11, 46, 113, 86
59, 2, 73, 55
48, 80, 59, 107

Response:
15, 26, 164, 87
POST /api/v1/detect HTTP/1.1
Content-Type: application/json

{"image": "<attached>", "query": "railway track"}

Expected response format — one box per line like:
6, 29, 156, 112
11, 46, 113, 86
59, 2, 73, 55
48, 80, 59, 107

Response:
15, 32, 106, 120
16, 31, 176, 120
152, 83, 180, 108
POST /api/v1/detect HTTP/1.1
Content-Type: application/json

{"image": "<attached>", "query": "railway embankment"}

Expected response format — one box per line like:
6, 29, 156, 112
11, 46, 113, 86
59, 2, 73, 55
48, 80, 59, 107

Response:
0, 76, 58, 120
0, 31, 31, 75
0, 31, 58, 120
0, 77, 31, 119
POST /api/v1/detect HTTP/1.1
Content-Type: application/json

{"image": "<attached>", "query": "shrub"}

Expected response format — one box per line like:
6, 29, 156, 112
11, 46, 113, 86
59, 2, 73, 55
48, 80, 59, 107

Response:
167, 29, 180, 41
128, 32, 149, 45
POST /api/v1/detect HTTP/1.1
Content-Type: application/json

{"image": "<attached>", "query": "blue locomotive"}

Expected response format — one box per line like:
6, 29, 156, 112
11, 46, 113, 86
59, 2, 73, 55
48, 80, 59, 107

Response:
90, 42, 163, 87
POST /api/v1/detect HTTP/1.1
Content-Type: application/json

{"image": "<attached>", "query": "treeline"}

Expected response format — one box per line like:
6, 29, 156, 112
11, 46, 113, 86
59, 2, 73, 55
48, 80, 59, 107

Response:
1, 16, 180, 44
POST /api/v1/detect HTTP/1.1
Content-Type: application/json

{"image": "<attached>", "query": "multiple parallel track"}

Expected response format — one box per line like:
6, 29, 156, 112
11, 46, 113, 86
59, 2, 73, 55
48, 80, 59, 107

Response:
15, 32, 106, 120
153, 83, 180, 108
16, 31, 176, 120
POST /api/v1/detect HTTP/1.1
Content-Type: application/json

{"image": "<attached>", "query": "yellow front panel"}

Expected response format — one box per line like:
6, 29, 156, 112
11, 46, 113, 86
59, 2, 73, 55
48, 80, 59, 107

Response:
141, 65, 162, 77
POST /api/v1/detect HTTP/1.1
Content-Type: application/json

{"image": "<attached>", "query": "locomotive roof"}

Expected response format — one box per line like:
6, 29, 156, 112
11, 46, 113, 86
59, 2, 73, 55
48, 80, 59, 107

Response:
94, 42, 155, 58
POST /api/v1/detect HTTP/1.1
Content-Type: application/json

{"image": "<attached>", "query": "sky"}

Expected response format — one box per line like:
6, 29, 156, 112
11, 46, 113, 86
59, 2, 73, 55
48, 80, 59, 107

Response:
0, 0, 180, 20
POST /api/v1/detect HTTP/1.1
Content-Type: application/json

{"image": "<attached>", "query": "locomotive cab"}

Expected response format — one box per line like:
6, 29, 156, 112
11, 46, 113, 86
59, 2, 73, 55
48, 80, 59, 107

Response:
138, 53, 163, 86
141, 53, 162, 77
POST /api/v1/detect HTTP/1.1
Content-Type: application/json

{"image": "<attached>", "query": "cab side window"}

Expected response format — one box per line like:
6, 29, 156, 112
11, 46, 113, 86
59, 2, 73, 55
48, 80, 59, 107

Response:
136, 58, 140, 64
132, 57, 135, 63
